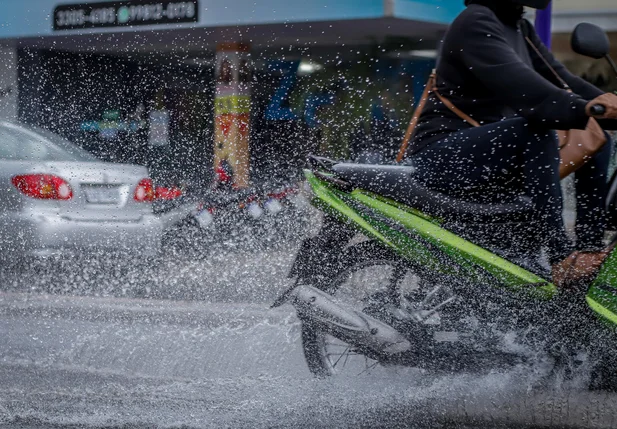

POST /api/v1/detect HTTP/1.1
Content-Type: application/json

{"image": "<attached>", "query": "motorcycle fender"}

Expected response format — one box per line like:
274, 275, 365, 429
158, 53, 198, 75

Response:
288, 217, 355, 283
271, 218, 355, 308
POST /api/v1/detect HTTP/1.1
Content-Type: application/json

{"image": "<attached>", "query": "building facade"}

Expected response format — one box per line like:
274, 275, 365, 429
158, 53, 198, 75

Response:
0, 0, 464, 187
0, 1, 614, 188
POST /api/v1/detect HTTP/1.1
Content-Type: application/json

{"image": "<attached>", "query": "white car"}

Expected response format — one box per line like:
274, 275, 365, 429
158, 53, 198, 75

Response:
0, 121, 166, 264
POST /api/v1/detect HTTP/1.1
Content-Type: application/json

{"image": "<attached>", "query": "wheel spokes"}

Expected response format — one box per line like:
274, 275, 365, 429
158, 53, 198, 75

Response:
324, 336, 379, 373
314, 258, 456, 377
330, 345, 351, 369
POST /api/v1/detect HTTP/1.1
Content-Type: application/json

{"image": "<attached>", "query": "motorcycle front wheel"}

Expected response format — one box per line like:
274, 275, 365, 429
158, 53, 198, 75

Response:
299, 240, 464, 377
299, 239, 545, 378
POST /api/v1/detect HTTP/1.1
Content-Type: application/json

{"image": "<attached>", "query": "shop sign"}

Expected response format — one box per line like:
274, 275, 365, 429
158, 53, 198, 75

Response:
53, 0, 199, 31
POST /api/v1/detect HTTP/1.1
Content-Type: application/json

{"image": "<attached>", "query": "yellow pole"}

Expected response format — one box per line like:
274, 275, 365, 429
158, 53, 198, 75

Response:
214, 43, 251, 189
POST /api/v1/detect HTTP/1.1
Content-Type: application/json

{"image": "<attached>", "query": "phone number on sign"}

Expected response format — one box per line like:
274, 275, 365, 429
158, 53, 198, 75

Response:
55, 1, 197, 29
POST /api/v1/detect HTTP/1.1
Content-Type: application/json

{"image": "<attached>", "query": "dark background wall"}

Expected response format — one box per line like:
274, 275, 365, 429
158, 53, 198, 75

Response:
16, 48, 317, 191
17, 48, 217, 189
16, 47, 426, 191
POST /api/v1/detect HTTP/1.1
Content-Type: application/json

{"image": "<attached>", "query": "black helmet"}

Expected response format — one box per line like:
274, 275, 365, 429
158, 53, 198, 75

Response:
465, 0, 550, 9
510, 0, 551, 9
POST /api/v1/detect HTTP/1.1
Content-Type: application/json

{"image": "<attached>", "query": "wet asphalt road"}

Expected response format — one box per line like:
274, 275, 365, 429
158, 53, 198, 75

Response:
2, 291, 617, 429
1, 236, 617, 428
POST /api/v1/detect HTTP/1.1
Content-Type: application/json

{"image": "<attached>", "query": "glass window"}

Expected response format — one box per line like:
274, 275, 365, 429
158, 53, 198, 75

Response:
0, 122, 97, 161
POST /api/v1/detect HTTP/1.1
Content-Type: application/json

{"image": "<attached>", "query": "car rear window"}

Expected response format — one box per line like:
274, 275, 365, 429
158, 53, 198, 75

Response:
0, 123, 97, 161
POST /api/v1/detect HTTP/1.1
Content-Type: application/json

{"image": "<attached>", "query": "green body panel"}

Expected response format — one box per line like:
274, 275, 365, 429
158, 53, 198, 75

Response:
305, 169, 617, 324
587, 249, 617, 326
305, 170, 556, 300
351, 190, 555, 298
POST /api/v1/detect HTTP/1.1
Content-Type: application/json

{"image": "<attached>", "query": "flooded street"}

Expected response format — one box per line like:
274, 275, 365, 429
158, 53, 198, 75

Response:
2, 243, 617, 429
1, 0, 616, 427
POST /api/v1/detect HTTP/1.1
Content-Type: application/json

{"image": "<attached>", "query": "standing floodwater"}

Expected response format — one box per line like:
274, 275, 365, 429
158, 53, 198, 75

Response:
1, 232, 617, 428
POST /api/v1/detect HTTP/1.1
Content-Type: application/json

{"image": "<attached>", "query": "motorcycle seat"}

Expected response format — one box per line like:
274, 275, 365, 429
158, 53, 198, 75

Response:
331, 163, 535, 223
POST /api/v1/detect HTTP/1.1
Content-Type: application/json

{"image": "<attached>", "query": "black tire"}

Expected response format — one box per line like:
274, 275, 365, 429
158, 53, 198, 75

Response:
301, 324, 332, 378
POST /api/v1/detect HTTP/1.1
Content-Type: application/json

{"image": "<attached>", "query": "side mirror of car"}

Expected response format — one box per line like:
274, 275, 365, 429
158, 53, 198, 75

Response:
571, 22, 610, 59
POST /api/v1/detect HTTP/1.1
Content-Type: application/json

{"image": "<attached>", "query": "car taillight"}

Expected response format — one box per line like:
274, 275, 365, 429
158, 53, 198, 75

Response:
134, 178, 155, 202
155, 186, 182, 200
11, 174, 73, 200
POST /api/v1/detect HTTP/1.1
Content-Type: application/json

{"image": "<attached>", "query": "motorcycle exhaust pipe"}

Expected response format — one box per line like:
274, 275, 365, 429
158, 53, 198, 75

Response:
290, 285, 412, 355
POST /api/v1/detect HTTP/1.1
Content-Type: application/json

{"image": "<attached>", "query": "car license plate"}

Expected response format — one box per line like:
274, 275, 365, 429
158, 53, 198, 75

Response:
83, 185, 120, 204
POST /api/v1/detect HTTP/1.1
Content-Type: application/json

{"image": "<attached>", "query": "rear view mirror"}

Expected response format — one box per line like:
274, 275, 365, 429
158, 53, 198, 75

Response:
571, 23, 610, 59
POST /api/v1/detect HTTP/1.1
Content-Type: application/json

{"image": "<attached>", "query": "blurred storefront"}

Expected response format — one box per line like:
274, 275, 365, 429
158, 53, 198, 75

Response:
0, 0, 465, 189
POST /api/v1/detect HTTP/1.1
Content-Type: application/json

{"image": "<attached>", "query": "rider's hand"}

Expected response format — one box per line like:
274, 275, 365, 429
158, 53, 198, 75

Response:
586, 93, 617, 119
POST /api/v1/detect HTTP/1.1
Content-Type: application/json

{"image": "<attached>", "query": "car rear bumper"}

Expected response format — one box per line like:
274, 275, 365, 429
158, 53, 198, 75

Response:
1, 212, 163, 260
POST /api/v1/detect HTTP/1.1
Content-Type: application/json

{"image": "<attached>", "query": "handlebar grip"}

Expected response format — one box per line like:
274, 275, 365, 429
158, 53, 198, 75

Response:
590, 104, 606, 116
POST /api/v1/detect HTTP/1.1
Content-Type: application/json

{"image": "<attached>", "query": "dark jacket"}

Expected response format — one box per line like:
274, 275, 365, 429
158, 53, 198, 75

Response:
409, 3, 617, 155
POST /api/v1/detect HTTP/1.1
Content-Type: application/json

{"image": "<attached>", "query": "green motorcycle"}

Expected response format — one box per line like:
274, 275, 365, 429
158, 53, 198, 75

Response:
272, 24, 617, 389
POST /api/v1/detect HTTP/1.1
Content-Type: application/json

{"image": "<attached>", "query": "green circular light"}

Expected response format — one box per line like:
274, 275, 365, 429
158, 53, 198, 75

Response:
117, 7, 129, 24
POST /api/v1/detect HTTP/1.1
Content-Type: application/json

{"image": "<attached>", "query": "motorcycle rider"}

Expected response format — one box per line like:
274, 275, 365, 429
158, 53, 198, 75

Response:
407, 0, 617, 289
